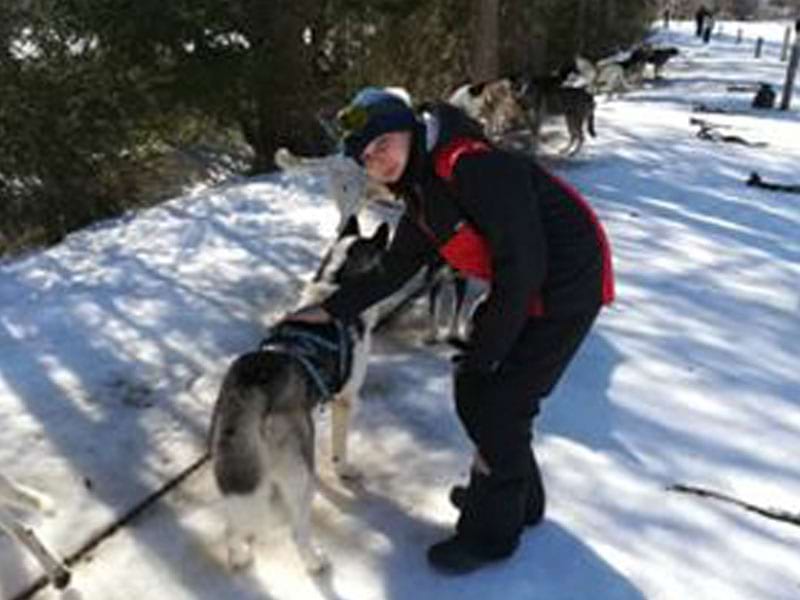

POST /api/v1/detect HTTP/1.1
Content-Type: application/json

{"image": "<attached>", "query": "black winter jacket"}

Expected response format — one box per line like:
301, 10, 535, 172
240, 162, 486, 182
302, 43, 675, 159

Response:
324, 103, 613, 372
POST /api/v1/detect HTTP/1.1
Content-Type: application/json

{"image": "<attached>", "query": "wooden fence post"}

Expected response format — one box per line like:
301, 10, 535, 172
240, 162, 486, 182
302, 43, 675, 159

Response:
755, 37, 763, 58
781, 26, 792, 61
780, 41, 800, 110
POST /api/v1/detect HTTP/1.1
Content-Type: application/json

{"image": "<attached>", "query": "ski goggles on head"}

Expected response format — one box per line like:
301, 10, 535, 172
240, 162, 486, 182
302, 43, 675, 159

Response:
336, 103, 370, 137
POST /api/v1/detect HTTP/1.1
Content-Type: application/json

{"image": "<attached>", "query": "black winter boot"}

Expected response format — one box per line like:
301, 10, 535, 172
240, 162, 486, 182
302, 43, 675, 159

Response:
449, 452, 545, 526
427, 534, 511, 575
449, 484, 544, 526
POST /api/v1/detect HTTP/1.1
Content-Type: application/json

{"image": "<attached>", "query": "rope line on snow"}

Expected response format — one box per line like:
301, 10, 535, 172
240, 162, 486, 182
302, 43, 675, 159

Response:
12, 453, 210, 600
667, 483, 800, 527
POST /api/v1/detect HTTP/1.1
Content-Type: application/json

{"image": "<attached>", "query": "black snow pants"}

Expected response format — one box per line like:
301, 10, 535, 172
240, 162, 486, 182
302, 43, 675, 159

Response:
453, 308, 600, 557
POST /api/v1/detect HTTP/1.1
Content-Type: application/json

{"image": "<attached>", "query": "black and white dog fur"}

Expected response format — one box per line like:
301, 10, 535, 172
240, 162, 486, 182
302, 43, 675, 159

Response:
210, 217, 389, 574
575, 55, 631, 99
274, 146, 474, 345
448, 74, 596, 156
576, 45, 679, 99
0, 473, 71, 589
511, 76, 596, 156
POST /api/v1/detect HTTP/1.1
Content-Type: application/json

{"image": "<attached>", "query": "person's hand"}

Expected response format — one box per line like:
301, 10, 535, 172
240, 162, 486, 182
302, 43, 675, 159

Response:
284, 305, 332, 324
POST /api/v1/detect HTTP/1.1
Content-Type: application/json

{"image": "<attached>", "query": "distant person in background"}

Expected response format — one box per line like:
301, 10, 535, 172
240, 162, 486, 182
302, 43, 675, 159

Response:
695, 5, 709, 37
663, 6, 671, 29
702, 12, 715, 44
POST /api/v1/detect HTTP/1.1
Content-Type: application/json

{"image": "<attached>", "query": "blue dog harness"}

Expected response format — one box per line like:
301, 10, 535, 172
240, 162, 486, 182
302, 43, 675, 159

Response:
259, 319, 360, 402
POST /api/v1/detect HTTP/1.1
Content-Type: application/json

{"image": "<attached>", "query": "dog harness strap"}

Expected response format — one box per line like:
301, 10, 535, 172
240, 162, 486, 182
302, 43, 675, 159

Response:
259, 321, 353, 402
290, 351, 332, 399
259, 336, 333, 399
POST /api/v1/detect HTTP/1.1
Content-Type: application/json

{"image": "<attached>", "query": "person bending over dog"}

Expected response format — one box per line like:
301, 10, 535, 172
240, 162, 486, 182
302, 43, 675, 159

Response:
287, 87, 615, 574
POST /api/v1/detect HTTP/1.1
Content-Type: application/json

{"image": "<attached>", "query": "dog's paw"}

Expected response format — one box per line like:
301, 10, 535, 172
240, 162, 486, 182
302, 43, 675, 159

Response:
334, 462, 363, 482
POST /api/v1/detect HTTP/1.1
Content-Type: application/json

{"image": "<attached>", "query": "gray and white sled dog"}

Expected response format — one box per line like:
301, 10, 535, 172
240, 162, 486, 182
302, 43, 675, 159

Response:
575, 55, 631, 99
0, 472, 71, 589
274, 147, 395, 232
210, 216, 389, 574
274, 144, 475, 345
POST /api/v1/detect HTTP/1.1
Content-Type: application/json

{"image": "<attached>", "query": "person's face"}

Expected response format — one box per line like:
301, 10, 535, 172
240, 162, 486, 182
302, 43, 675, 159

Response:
360, 131, 412, 184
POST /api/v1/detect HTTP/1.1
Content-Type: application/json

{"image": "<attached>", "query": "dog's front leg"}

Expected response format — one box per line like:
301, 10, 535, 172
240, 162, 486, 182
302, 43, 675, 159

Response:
0, 507, 71, 589
331, 393, 361, 481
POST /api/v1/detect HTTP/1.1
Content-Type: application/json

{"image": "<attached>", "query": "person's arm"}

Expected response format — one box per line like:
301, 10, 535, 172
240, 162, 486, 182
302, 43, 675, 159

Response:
451, 151, 546, 372
322, 214, 435, 321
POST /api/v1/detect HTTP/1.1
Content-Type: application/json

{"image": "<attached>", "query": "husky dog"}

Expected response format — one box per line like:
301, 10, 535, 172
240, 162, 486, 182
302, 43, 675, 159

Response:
275, 146, 473, 345
577, 45, 657, 99
647, 46, 679, 79
447, 79, 525, 136
0, 473, 71, 589
512, 78, 596, 156
618, 45, 651, 86
575, 55, 630, 99
210, 217, 389, 574
274, 147, 394, 232
447, 73, 597, 155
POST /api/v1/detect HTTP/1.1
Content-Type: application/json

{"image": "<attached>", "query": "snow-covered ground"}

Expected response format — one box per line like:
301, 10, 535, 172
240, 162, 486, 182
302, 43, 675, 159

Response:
2, 19, 799, 600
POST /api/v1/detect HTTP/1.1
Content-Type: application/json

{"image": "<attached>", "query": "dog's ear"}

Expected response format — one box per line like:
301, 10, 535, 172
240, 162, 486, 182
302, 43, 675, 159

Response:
372, 222, 390, 249
468, 82, 487, 97
339, 215, 360, 239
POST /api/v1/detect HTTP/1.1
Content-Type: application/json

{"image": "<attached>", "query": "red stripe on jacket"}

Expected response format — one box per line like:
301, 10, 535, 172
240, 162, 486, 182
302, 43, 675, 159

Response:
542, 172, 615, 305
433, 138, 545, 316
431, 137, 613, 314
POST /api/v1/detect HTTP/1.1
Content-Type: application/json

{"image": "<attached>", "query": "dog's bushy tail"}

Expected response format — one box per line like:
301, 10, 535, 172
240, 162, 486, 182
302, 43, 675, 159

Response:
211, 352, 281, 496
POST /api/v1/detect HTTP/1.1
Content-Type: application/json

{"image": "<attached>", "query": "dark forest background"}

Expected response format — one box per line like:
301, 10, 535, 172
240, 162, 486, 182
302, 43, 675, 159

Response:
2, 0, 787, 255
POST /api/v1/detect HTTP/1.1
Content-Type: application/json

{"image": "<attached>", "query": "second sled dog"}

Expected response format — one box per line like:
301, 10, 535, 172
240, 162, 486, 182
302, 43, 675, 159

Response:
210, 217, 388, 574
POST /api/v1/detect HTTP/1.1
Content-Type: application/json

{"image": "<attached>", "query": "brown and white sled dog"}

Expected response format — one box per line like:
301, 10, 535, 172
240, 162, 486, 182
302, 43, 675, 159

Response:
448, 76, 596, 155
447, 78, 524, 136
210, 217, 389, 574
0, 473, 71, 589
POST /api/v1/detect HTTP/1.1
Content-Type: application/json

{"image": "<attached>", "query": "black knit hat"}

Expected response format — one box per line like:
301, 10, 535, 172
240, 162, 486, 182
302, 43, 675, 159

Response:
337, 87, 418, 163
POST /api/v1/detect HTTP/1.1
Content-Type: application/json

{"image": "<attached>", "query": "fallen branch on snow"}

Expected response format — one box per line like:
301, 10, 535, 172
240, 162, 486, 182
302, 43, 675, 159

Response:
689, 118, 767, 147
667, 483, 800, 527
746, 172, 800, 194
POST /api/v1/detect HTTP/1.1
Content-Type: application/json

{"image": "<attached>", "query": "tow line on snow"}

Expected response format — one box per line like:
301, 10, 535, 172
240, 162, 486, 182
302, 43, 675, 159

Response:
667, 483, 800, 527
12, 453, 210, 600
